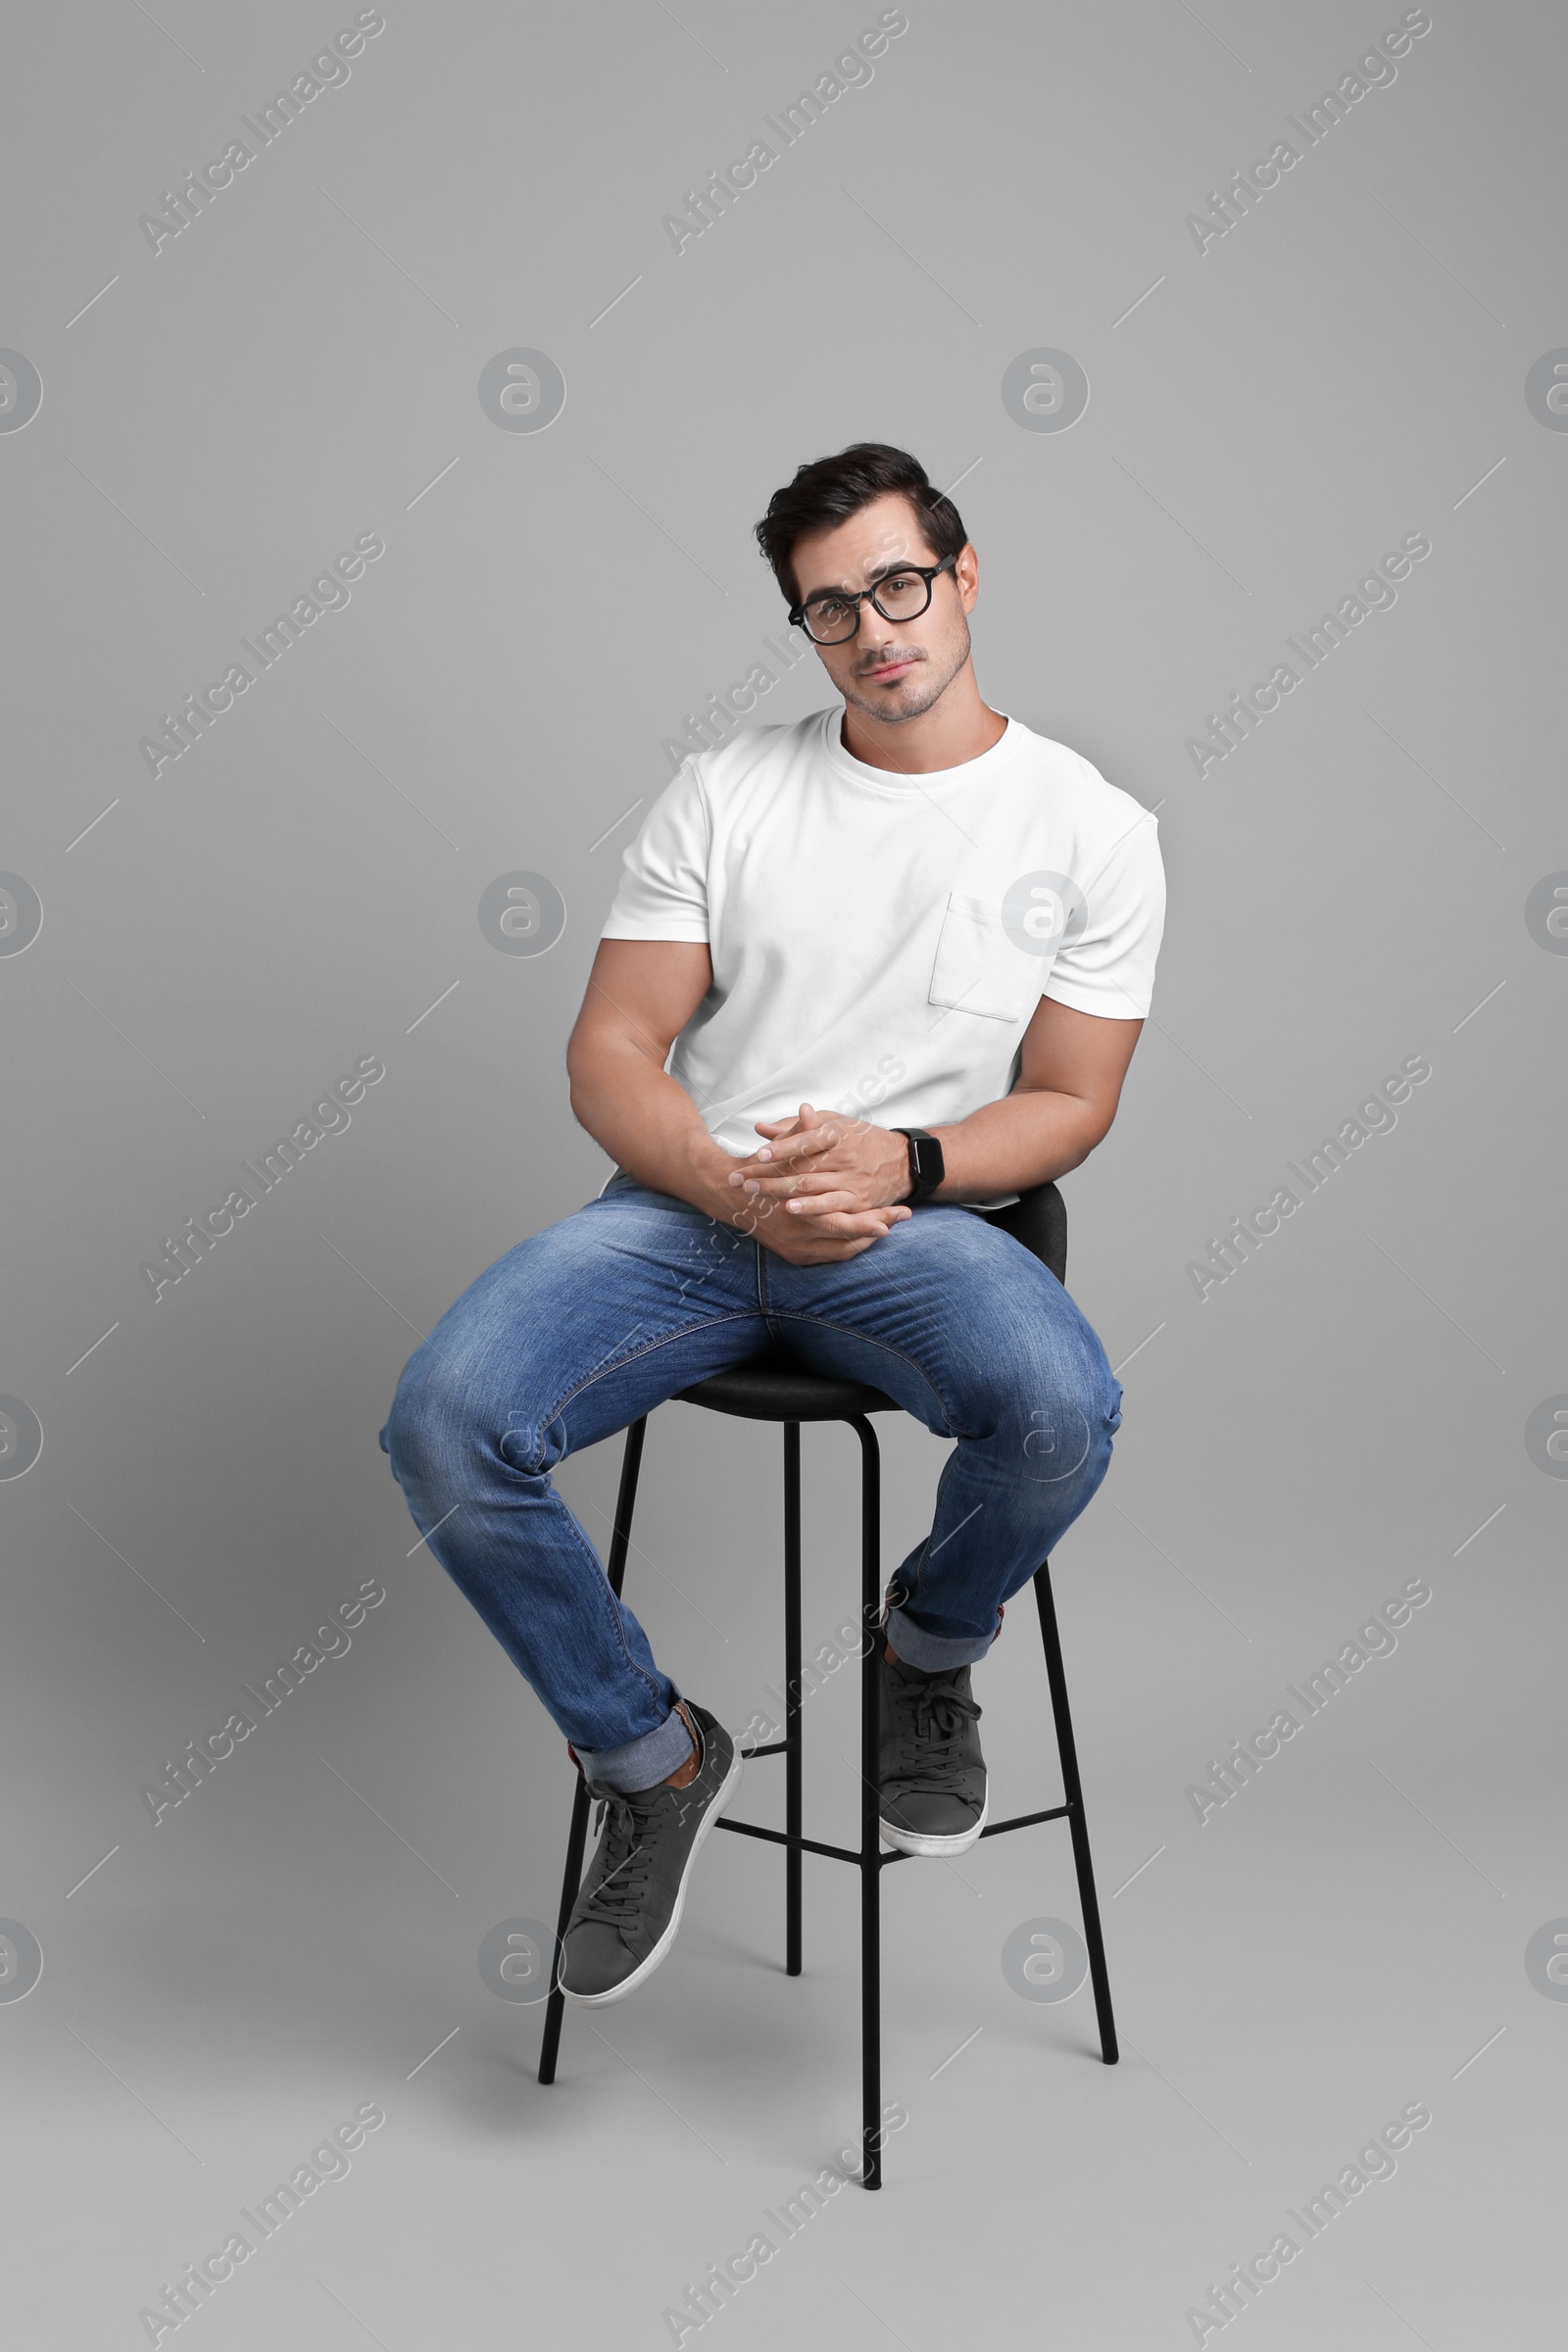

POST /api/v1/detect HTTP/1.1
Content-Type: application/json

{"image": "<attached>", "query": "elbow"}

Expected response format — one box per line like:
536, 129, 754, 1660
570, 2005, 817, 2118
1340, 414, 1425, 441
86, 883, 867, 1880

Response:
1059, 1103, 1116, 1175
565, 1061, 598, 1131
564, 1023, 595, 1102
566, 1028, 634, 1134
564, 1049, 594, 1134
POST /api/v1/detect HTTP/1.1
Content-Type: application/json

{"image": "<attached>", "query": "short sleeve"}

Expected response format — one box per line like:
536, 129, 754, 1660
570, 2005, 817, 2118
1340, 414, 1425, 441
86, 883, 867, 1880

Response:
1043, 805, 1165, 1020
601, 759, 711, 942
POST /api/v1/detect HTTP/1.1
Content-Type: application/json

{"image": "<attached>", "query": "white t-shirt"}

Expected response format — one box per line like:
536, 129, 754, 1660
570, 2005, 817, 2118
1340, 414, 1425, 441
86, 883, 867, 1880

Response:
602, 708, 1165, 1201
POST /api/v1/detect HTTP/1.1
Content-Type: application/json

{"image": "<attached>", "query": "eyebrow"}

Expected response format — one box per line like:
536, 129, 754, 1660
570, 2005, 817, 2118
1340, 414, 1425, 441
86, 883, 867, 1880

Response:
797, 555, 931, 603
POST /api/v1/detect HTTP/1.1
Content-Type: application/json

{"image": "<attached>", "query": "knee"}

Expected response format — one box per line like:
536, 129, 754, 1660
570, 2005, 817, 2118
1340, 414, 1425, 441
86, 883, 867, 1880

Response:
383, 1326, 562, 1486
379, 1345, 449, 1485
989, 1335, 1121, 1489
381, 1340, 540, 1489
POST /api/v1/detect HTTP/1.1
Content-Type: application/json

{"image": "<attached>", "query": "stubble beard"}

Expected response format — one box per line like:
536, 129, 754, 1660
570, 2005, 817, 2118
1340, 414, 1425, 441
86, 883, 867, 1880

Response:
839, 618, 974, 727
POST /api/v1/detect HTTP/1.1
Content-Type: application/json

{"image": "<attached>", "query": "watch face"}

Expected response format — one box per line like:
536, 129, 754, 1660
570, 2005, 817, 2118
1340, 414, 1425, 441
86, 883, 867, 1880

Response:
909, 1131, 943, 1194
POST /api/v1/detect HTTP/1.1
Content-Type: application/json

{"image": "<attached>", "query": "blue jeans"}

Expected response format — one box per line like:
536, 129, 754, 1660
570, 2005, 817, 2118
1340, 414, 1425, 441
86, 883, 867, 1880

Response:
377, 1174, 1122, 1789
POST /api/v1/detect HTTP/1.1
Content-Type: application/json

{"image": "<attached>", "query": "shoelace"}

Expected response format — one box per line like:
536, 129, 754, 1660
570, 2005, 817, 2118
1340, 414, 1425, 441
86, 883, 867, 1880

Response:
890, 1672, 981, 1788
581, 1786, 685, 1924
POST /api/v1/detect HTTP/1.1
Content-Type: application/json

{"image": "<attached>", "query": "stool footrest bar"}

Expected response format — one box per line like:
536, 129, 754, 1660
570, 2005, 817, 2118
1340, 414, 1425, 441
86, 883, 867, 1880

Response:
980, 1804, 1073, 1837
714, 1816, 862, 1867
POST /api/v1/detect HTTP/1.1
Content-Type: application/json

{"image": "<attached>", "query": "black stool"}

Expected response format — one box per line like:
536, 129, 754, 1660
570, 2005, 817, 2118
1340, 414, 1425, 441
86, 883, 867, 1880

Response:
537, 1181, 1118, 2187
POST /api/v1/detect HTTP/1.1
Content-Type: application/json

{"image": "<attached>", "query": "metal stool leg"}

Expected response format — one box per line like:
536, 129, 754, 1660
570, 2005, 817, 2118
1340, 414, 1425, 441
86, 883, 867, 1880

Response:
851, 1413, 883, 2189
536, 1777, 591, 2088
783, 1421, 803, 1977
538, 1415, 649, 2084
1033, 1559, 1118, 2065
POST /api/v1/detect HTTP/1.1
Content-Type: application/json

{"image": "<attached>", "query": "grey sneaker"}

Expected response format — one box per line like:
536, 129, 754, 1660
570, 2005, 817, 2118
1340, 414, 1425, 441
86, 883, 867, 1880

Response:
877, 1649, 987, 1856
559, 1700, 741, 2005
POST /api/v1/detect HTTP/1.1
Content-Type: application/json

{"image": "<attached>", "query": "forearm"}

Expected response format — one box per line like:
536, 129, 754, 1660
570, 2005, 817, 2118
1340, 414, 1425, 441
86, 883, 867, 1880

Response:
926, 1088, 1104, 1200
568, 1042, 737, 1221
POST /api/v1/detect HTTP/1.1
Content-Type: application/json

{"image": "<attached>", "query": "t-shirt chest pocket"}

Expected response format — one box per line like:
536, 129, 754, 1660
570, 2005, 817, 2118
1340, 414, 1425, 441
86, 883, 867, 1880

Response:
927, 890, 1045, 1023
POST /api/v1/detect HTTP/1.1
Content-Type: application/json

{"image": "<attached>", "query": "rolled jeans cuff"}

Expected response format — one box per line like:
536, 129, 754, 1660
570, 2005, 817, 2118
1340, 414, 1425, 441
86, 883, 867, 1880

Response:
574, 1699, 695, 1792
883, 1598, 1001, 1673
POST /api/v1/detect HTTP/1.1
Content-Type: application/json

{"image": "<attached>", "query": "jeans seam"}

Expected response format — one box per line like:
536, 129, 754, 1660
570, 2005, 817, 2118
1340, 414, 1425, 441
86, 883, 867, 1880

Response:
763, 1310, 956, 1431
543, 1309, 765, 1427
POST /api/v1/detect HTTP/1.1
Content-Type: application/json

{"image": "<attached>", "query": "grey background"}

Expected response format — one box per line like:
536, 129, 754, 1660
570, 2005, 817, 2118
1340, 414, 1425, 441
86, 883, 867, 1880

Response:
3, 1, 1563, 2344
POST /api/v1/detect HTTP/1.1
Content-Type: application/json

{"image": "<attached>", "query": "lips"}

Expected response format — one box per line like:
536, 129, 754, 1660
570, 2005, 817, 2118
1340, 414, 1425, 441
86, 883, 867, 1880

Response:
861, 657, 919, 682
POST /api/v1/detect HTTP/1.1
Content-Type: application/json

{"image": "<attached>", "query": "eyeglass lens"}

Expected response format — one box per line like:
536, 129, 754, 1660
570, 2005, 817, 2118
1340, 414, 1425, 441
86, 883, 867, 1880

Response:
802, 567, 937, 643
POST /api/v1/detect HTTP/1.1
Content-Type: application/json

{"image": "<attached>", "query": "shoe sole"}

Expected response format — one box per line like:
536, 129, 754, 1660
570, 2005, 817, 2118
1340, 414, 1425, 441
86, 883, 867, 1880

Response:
878, 1787, 989, 1858
559, 1738, 745, 2007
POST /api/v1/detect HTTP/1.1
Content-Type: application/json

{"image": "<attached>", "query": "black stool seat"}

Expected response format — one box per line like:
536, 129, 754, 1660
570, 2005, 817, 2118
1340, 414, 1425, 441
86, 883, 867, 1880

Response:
677, 1355, 899, 1422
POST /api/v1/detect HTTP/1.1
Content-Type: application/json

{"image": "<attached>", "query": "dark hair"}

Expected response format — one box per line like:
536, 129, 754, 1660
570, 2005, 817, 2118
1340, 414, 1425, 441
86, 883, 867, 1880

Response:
753, 442, 968, 603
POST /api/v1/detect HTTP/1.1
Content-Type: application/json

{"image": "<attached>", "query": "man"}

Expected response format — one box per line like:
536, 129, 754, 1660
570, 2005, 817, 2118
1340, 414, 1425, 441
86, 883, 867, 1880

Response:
379, 442, 1164, 2008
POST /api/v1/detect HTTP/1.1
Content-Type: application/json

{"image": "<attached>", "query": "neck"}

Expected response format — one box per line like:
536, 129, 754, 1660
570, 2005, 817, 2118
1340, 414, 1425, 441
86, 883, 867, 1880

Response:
838, 662, 1008, 774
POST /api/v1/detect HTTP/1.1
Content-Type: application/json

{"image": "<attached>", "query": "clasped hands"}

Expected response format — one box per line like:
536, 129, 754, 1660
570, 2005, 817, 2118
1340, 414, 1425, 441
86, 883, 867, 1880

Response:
720, 1103, 916, 1263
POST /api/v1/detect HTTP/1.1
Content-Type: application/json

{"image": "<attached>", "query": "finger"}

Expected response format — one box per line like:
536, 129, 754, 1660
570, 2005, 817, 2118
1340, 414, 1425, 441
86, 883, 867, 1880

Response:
771, 1103, 838, 1153
756, 1123, 844, 1167
777, 1236, 874, 1264
743, 1143, 879, 1195
735, 1165, 855, 1199
782, 1188, 874, 1218
760, 1159, 901, 1201
783, 1203, 911, 1238
728, 1140, 811, 1181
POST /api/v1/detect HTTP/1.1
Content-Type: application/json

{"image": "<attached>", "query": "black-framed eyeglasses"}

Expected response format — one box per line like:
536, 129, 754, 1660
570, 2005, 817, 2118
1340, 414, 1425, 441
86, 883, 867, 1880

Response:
788, 553, 957, 644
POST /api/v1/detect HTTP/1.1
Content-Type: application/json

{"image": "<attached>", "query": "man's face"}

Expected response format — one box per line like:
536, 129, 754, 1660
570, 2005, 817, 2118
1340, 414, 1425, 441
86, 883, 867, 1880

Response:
789, 492, 979, 727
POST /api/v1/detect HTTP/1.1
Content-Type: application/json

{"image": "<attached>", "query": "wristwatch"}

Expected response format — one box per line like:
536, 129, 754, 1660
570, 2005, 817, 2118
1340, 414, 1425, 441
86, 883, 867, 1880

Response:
893, 1127, 945, 1205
